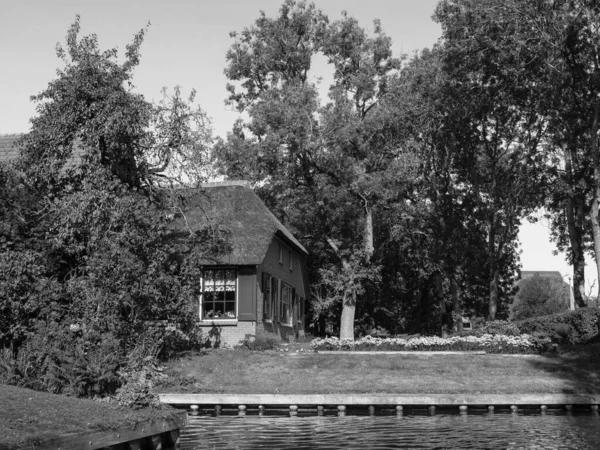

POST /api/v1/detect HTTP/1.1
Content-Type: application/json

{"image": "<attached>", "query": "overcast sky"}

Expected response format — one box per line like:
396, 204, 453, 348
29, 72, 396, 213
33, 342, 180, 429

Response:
0, 0, 594, 293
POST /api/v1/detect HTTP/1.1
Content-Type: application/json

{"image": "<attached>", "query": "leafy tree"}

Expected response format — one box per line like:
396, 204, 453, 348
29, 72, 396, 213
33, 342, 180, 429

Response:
511, 274, 570, 321
0, 17, 216, 396
434, 0, 553, 320
215, 0, 412, 339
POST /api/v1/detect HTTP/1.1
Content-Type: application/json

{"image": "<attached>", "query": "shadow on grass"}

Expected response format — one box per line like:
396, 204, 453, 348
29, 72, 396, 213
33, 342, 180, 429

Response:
523, 344, 600, 394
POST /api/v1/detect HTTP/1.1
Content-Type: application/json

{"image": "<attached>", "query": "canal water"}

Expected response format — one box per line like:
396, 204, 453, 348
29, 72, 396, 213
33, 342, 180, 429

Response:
180, 408, 600, 449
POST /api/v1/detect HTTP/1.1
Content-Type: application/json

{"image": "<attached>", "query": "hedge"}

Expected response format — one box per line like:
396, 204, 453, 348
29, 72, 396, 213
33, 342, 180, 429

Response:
514, 307, 600, 344
311, 334, 551, 354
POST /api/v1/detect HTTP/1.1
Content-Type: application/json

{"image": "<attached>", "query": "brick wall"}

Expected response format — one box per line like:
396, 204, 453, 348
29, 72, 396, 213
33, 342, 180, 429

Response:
198, 321, 256, 348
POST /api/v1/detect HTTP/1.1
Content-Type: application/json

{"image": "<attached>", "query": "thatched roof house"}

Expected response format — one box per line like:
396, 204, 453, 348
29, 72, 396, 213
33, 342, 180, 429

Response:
191, 181, 309, 347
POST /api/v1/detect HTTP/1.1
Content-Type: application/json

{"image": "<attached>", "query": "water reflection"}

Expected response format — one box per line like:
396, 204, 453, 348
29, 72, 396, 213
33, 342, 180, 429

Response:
180, 409, 600, 449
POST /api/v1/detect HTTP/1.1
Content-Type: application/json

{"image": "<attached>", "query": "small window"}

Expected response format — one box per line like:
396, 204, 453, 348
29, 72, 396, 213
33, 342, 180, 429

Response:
263, 272, 273, 320
297, 296, 304, 325
202, 268, 236, 320
288, 249, 293, 271
279, 283, 294, 326
272, 277, 280, 320
279, 243, 283, 264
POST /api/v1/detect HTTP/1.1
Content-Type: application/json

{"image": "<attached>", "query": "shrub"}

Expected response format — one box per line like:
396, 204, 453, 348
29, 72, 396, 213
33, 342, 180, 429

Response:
515, 308, 600, 344
310, 334, 551, 354
114, 355, 167, 409
512, 274, 570, 320
478, 320, 521, 336
237, 332, 281, 351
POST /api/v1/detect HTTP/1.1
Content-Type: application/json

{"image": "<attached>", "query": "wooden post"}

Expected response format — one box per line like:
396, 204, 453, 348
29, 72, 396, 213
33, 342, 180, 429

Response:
167, 429, 180, 449
150, 434, 163, 450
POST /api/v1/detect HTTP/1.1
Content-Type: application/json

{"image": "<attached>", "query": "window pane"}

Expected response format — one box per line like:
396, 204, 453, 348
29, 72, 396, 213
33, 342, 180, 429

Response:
216, 269, 225, 285
205, 270, 214, 284
225, 269, 235, 285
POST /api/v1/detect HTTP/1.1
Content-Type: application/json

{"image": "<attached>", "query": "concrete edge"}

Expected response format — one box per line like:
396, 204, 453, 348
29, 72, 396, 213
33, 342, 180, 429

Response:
311, 351, 488, 355
158, 393, 600, 406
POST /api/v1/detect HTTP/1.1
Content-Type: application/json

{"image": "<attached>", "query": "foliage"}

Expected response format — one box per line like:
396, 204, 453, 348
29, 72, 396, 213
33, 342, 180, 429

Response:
511, 274, 570, 321
0, 17, 216, 400
515, 308, 600, 345
236, 332, 282, 351
310, 334, 551, 354
464, 320, 522, 337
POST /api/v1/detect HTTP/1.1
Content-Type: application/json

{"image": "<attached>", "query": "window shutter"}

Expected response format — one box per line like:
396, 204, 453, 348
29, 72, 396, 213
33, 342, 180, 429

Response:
262, 272, 270, 319
237, 266, 257, 321
275, 278, 281, 321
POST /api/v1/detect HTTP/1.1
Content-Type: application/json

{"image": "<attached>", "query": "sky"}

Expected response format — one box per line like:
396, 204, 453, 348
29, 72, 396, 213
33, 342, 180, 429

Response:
0, 0, 595, 293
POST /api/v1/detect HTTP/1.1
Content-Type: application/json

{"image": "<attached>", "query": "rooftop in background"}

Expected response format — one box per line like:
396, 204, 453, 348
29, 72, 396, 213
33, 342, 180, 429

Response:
520, 271, 563, 279
0, 134, 23, 163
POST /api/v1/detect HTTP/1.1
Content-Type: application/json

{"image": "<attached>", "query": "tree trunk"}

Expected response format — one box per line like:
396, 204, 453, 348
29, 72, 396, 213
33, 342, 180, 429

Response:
419, 284, 430, 334
564, 138, 588, 308
590, 105, 600, 303
489, 267, 499, 321
339, 292, 356, 340
434, 272, 448, 337
450, 276, 463, 332
364, 203, 374, 260
487, 213, 498, 321
566, 194, 588, 308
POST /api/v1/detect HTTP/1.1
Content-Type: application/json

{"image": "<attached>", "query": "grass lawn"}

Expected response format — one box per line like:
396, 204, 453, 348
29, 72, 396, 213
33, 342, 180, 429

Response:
0, 384, 178, 449
158, 344, 600, 396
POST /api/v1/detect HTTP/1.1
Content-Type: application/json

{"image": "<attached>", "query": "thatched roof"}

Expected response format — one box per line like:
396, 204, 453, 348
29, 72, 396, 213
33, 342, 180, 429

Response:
183, 181, 307, 266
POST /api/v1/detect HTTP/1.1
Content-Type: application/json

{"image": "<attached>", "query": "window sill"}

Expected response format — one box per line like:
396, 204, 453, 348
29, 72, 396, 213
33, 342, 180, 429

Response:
199, 319, 238, 326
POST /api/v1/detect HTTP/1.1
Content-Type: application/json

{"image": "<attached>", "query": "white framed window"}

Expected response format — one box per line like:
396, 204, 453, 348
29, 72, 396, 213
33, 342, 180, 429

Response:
279, 283, 294, 326
201, 268, 236, 320
262, 272, 273, 320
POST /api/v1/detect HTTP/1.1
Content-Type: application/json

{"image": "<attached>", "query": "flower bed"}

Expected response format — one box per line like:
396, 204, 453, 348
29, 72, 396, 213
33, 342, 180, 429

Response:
311, 334, 552, 354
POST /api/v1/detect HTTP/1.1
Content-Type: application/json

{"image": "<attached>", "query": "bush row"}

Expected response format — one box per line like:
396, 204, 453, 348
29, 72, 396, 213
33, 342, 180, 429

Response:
514, 308, 600, 344
311, 334, 552, 354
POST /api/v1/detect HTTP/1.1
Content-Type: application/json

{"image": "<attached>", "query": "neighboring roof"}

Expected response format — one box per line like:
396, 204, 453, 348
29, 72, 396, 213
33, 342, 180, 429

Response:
182, 181, 308, 266
520, 271, 563, 280
0, 134, 23, 163
0, 133, 85, 166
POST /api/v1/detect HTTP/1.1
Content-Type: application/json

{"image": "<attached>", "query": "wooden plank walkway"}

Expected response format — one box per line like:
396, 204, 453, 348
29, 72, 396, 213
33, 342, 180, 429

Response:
158, 393, 600, 408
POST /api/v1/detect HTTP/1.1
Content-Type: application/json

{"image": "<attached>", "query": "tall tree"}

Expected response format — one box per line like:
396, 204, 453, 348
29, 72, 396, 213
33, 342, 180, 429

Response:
435, 0, 552, 320
1, 16, 216, 357
215, 0, 411, 339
